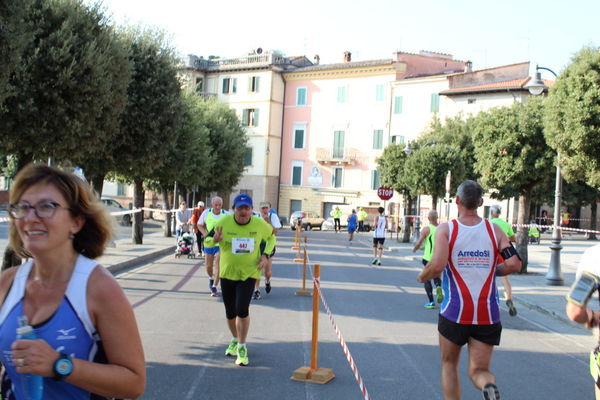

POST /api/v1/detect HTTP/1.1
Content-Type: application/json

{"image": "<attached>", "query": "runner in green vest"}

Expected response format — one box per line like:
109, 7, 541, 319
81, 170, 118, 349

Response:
490, 205, 518, 316
413, 210, 443, 308
357, 207, 368, 232
198, 196, 229, 297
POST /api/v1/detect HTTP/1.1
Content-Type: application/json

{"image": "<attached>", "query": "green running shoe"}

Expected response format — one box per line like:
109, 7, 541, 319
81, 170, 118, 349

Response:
436, 286, 444, 303
235, 345, 249, 366
225, 339, 238, 357
424, 301, 436, 309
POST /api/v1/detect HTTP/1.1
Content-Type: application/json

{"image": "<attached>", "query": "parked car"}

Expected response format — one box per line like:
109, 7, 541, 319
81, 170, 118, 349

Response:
101, 197, 132, 226
289, 211, 325, 230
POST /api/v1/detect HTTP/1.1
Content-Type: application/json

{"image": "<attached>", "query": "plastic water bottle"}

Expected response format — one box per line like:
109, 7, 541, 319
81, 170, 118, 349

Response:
16, 316, 43, 400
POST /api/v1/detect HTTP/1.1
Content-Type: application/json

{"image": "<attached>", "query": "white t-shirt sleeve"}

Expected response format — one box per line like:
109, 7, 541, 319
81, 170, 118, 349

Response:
198, 209, 209, 226
576, 244, 600, 278
270, 213, 282, 229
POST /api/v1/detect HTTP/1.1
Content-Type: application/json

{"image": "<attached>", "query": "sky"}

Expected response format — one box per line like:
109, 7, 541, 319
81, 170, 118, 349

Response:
96, 0, 599, 79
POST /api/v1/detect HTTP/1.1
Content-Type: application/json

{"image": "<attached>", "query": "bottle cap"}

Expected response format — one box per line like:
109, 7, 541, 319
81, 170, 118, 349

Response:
16, 315, 33, 336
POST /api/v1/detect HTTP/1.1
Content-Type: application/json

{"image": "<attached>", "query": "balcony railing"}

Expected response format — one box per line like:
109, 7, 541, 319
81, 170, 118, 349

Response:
316, 148, 358, 165
185, 54, 291, 72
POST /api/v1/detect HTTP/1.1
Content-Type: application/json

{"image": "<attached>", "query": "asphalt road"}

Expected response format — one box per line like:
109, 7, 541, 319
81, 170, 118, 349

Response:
117, 229, 595, 400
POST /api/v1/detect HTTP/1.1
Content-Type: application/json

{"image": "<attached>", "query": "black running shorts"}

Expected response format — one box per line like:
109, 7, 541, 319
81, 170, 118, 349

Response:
438, 314, 502, 346
373, 237, 385, 247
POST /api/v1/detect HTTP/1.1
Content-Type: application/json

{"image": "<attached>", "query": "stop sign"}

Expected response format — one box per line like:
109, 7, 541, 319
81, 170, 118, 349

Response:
377, 186, 393, 200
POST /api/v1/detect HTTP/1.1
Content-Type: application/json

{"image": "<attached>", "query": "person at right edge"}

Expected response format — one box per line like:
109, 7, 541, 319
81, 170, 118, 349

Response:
489, 205, 518, 316
417, 180, 521, 400
565, 243, 600, 400
210, 193, 275, 367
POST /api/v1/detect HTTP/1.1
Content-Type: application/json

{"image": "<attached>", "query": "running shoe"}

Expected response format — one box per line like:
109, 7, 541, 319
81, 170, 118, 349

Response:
235, 345, 249, 366
506, 299, 517, 316
225, 339, 238, 357
376, 259, 381, 266
424, 301, 436, 309
482, 383, 500, 399
436, 286, 444, 303
210, 286, 218, 297
265, 281, 271, 294
253, 290, 261, 300
371, 258, 378, 265
209, 278, 214, 290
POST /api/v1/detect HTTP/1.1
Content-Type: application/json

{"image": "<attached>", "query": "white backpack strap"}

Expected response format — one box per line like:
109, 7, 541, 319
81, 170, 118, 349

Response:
0, 261, 33, 325
64, 254, 98, 339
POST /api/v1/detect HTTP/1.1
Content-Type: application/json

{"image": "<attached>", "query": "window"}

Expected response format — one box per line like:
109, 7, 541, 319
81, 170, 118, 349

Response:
333, 130, 345, 158
293, 128, 305, 149
292, 162, 303, 186
332, 167, 343, 188
390, 135, 405, 144
371, 170, 381, 190
117, 183, 125, 196
375, 84, 384, 102
244, 147, 253, 166
242, 108, 259, 127
337, 86, 347, 103
394, 96, 403, 114
249, 76, 260, 93
373, 129, 384, 150
431, 93, 440, 112
290, 199, 302, 213
297, 87, 307, 105
239, 189, 253, 199
195, 77, 204, 93
222, 77, 237, 94
467, 98, 476, 104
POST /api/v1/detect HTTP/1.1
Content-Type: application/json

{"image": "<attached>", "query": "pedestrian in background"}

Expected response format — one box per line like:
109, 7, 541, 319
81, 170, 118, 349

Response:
198, 196, 227, 297
489, 205, 518, 317
357, 207, 368, 232
371, 207, 386, 265
253, 201, 281, 299
347, 209, 358, 242
417, 180, 521, 400
413, 209, 443, 309
0, 164, 145, 399
189, 201, 205, 256
330, 206, 342, 233
175, 201, 191, 240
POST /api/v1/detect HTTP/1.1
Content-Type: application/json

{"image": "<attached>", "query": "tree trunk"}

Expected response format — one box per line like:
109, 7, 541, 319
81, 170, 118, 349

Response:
132, 179, 144, 244
432, 195, 438, 211
402, 196, 413, 243
162, 188, 172, 237
16, 153, 33, 171
515, 188, 532, 273
89, 174, 105, 198
588, 201, 598, 240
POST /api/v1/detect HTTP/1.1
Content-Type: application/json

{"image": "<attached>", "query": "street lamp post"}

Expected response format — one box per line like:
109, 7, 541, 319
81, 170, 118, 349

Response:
402, 142, 414, 243
525, 65, 564, 285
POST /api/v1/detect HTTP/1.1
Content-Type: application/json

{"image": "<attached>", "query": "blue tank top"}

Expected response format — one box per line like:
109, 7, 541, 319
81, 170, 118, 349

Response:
0, 255, 112, 400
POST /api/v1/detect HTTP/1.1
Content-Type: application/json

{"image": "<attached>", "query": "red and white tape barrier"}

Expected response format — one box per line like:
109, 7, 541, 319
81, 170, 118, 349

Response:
303, 257, 371, 400
512, 223, 600, 235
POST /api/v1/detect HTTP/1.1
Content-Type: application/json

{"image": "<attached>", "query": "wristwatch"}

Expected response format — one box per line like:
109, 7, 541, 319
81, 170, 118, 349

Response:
53, 353, 73, 381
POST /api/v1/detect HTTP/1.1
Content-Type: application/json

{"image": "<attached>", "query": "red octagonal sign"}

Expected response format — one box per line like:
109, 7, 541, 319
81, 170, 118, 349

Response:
377, 186, 393, 200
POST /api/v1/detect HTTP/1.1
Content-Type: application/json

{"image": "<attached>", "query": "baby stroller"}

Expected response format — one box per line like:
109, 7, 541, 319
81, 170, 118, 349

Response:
175, 228, 195, 259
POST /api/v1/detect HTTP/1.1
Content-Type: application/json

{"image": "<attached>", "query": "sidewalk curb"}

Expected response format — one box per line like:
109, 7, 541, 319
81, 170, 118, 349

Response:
512, 296, 586, 332
107, 246, 176, 274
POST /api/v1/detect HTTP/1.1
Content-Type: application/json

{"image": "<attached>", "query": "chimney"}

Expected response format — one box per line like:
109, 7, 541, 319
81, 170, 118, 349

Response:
344, 51, 352, 62
313, 54, 320, 65
464, 61, 473, 73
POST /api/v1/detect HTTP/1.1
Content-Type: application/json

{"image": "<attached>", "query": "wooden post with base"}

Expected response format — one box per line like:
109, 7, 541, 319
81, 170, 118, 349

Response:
292, 221, 302, 251
295, 237, 312, 296
291, 264, 335, 384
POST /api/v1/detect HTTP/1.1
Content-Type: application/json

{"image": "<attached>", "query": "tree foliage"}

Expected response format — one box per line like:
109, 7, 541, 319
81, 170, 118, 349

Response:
376, 143, 410, 194
403, 144, 466, 206
472, 98, 555, 271
0, 0, 130, 166
418, 114, 477, 180
544, 46, 600, 187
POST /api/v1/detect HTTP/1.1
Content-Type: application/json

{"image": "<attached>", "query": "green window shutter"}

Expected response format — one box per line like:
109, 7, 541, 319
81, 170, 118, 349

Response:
253, 109, 259, 126
297, 88, 306, 105
394, 96, 403, 114
376, 84, 384, 102
222, 79, 228, 93
371, 170, 380, 190
292, 166, 302, 185
337, 86, 346, 103
333, 131, 345, 158
254, 76, 259, 92
294, 130, 304, 148
232, 78, 237, 93
373, 130, 383, 149
242, 109, 248, 126
431, 93, 440, 112
244, 147, 253, 166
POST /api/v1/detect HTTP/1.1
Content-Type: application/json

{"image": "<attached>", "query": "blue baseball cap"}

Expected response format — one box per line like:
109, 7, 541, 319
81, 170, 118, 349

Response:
233, 193, 253, 208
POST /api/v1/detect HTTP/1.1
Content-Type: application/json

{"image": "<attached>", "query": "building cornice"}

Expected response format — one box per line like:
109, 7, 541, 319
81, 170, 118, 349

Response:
283, 64, 404, 81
